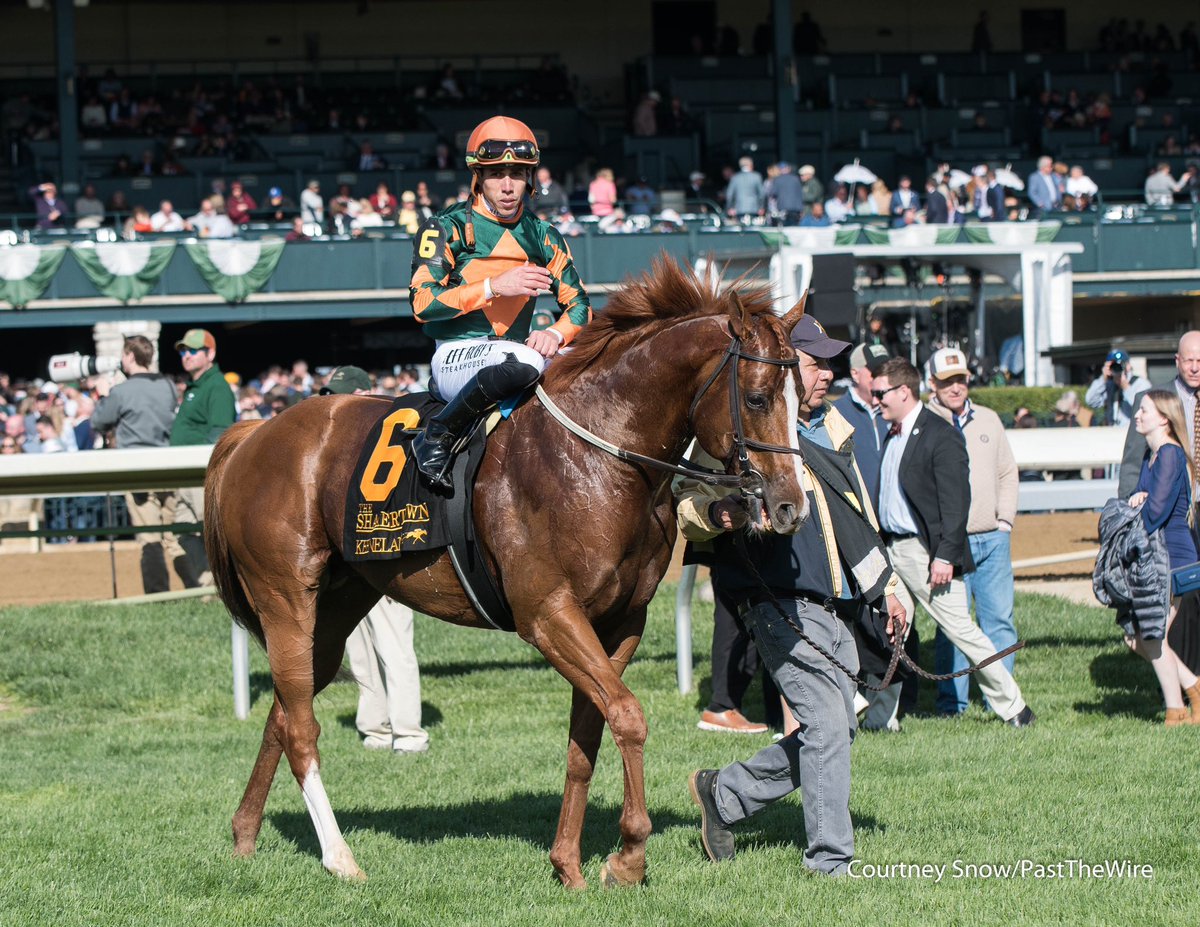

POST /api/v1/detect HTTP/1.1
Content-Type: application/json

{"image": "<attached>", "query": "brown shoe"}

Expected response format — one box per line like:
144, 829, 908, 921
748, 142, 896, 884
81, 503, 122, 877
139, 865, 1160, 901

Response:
1185, 683, 1200, 724
697, 709, 768, 734
1165, 707, 1189, 727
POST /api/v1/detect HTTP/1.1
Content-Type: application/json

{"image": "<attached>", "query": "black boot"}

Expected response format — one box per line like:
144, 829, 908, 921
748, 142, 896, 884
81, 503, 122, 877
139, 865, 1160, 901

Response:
414, 354, 541, 491
140, 543, 170, 595
413, 383, 497, 490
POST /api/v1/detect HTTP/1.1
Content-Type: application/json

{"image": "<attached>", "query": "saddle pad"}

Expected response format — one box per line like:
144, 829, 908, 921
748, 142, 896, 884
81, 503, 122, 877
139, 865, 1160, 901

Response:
344, 392, 473, 561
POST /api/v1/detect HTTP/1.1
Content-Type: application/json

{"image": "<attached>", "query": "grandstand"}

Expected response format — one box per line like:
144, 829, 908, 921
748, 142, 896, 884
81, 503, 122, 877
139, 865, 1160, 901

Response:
0, 0, 1198, 383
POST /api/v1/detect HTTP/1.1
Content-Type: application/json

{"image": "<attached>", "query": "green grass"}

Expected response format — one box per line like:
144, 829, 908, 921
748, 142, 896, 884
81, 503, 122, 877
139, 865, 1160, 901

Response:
0, 587, 1196, 926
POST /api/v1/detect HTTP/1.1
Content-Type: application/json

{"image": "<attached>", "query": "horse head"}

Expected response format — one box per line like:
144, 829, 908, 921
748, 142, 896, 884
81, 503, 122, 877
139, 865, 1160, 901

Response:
691, 289, 810, 534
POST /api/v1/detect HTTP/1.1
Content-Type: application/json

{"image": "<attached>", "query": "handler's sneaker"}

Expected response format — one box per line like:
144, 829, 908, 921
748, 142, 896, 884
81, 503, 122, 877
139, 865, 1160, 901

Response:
697, 709, 768, 734
689, 769, 735, 862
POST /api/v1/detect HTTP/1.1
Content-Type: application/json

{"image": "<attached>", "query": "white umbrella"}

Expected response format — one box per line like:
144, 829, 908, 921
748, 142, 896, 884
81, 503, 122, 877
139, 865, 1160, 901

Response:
833, 160, 878, 185
947, 169, 973, 189
994, 165, 1025, 190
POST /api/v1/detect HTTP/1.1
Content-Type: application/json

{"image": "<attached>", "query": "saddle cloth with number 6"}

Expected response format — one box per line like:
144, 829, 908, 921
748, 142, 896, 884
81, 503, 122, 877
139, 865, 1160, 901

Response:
343, 393, 482, 561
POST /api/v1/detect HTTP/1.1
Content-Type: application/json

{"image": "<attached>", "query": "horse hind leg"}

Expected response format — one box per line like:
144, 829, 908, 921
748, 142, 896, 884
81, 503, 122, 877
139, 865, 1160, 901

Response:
232, 696, 286, 857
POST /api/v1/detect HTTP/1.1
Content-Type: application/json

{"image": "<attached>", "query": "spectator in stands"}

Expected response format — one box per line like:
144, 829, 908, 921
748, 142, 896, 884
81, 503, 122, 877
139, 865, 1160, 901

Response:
91, 335, 180, 594
824, 184, 851, 223
1027, 156, 1063, 217
768, 162, 805, 225
972, 166, 1005, 222
1086, 349, 1149, 427
431, 141, 454, 171
1144, 162, 1194, 207
533, 166, 569, 216
852, 185, 877, 216
28, 182, 66, 230
264, 186, 295, 222
437, 63, 464, 100
1064, 165, 1099, 211
357, 141, 385, 172
799, 202, 830, 227
685, 171, 713, 208
135, 148, 158, 177
80, 95, 107, 131
225, 181, 257, 225
329, 184, 358, 235
414, 181, 436, 219
107, 190, 129, 217
588, 167, 618, 218
870, 179, 892, 215
1182, 162, 1200, 203
300, 179, 324, 227
73, 184, 105, 229
285, 216, 310, 242
625, 177, 658, 216
924, 176, 950, 224
725, 156, 765, 221
793, 11, 827, 54
661, 96, 694, 135
110, 89, 140, 131
798, 164, 823, 209
188, 199, 235, 239
370, 183, 398, 221
1053, 391, 1090, 428
352, 199, 384, 233
632, 91, 660, 137
208, 179, 226, 215
396, 191, 421, 234
150, 200, 187, 232
890, 175, 918, 224
122, 205, 153, 239
0, 435, 19, 455
31, 416, 65, 454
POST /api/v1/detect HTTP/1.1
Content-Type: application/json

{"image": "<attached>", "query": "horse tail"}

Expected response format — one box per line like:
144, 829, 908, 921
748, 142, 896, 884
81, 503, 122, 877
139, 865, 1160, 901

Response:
204, 421, 265, 645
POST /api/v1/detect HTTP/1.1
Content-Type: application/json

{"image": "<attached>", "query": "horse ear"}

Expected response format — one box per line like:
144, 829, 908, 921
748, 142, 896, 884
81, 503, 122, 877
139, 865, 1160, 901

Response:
780, 291, 808, 336
727, 291, 747, 337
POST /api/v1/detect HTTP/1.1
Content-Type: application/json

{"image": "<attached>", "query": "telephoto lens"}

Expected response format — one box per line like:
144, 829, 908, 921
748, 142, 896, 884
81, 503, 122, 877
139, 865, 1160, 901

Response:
47, 353, 120, 383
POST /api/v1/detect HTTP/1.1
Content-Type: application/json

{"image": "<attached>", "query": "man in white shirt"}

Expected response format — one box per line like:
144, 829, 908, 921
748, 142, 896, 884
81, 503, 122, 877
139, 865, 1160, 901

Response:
150, 200, 186, 232
188, 199, 235, 239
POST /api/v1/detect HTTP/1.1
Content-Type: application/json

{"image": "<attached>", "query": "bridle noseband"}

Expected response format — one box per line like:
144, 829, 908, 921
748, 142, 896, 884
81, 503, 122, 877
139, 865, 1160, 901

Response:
536, 322, 801, 496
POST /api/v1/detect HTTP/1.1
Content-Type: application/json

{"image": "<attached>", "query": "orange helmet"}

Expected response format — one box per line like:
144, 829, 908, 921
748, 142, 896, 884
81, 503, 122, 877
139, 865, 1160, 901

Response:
464, 116, 540, 169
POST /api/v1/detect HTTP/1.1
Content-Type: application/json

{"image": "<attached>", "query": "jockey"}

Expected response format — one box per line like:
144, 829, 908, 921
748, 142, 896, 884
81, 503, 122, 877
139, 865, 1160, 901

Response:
410, 115, 592, 489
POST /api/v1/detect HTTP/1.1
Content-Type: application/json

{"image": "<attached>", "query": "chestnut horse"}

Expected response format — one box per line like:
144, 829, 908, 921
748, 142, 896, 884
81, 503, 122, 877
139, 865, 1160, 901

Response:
204, 258, 810, 889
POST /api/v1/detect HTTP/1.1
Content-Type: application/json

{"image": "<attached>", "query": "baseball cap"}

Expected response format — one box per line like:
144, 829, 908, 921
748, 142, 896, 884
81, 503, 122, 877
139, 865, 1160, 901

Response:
1106, 348, 1129, 364
174, 329, 216, 352
799, 164, 816, 175
320, 365, 372, 395
971, 164, 988, 177
689, 171, 705, 182
849, 343, 890, 374
269, 186, 282, 198
929, 347, 970, 380
790, 316, 851, 359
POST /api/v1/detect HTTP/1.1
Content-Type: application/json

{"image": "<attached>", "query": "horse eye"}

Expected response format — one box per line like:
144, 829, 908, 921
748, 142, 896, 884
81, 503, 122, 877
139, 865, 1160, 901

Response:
745, 392, 769, 411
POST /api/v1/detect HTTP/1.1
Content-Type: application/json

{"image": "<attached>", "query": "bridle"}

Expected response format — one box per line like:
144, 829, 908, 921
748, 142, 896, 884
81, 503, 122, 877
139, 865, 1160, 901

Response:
535, 322, 801, 496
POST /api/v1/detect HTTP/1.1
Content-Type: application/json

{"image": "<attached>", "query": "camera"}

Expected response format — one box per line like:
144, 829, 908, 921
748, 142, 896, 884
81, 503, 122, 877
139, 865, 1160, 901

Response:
48, 353, 120, 383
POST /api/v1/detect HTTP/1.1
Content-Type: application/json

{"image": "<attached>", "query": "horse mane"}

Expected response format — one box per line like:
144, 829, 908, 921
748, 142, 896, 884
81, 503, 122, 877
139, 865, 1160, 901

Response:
551, 255, 777, 381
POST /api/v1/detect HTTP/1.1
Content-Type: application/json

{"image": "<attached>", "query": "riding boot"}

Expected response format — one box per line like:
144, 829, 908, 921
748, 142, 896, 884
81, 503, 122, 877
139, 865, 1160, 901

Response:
414, 353, 541, 491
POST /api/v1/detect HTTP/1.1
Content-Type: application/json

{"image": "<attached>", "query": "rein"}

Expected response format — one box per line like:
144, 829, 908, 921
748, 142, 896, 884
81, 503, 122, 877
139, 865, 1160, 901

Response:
535, 327, 800, 492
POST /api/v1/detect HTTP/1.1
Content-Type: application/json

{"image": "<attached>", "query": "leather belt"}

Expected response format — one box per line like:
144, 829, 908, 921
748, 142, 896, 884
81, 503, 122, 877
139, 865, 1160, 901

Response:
882, 531, 917, 543
737, 589, 839, 620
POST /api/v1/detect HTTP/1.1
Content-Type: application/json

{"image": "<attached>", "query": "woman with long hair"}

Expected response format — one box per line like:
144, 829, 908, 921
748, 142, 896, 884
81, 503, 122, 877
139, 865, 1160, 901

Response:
588, 168, 617, 218
1127, 388, 1200, 725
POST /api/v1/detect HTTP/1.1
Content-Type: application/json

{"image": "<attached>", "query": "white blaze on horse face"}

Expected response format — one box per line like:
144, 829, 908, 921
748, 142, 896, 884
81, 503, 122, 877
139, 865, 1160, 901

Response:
783, 368, 810, 522
300, 762, 364, 880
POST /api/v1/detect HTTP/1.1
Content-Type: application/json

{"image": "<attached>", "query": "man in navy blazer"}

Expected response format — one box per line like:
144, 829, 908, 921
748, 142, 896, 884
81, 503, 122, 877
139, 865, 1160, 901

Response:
873, 357, 1035, 727
972, 166, 1007, 221
889, 176, 919, 224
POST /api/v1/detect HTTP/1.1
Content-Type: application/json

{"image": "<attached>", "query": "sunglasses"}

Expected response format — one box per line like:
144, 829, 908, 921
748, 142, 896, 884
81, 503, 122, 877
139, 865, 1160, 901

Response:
1, 443, 15, 449
871, 385, 904, 400
471, 139, 539, 164
179, 347, 207, 356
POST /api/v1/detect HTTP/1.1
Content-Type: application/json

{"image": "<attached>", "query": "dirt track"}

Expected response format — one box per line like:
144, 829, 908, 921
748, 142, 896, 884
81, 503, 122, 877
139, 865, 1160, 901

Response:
0, 512, 1099, 608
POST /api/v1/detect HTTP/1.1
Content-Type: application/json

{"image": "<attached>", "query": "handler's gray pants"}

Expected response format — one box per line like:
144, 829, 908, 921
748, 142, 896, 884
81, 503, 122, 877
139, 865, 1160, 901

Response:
713, 597, 858, 875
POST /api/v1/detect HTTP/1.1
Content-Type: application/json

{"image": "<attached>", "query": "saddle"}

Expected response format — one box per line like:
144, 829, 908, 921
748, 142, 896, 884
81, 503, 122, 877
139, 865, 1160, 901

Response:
343, 393, 515, 631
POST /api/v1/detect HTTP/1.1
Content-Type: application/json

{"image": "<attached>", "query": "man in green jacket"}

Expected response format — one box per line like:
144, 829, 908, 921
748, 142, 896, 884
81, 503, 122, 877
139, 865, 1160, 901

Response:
169, 327, 236, 587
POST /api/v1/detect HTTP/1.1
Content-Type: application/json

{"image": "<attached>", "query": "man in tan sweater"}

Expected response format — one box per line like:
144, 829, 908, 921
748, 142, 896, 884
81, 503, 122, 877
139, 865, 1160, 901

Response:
926, 347, 1020, 716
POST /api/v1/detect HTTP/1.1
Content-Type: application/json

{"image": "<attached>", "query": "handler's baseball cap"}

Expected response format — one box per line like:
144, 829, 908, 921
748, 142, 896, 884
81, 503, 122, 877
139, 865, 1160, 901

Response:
929, 347, 970, 380
1106, 348, 1130, 364
320, 365, 372, 395
850, 343, 890, 374
790, 316, 851, 359
174, 329, 216, 352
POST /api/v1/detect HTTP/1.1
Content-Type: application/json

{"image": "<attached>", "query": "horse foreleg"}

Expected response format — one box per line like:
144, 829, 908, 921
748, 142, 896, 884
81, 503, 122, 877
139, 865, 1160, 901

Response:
533, 608, 650, 889
549, 689, 605, 889
232, 696, 285, 856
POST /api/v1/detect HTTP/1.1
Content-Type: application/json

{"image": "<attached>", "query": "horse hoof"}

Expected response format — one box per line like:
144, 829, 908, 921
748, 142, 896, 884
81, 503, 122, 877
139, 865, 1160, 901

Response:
232, 842, 256, 859
324, 847, 367, 882
599, 854, 645, 889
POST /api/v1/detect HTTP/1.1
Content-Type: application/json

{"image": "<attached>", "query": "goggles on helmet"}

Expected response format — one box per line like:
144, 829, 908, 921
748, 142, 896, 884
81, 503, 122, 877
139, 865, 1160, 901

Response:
468, 139, 539, 165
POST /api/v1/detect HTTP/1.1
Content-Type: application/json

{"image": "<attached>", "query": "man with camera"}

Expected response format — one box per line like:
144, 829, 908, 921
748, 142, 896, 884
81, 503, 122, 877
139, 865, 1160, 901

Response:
1085, 349, 1148, 427
91, 335, 180, 594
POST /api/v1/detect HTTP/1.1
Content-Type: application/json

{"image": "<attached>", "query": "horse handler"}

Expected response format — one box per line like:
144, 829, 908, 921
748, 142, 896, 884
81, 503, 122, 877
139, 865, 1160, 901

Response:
674, 317, 906, 875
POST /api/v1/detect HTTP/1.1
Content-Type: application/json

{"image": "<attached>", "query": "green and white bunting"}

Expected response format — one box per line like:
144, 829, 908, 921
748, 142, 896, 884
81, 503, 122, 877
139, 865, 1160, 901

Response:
186, 239, 286, 303
963, 221, 1062, 245
0, 243, 68, 309
71, 240, 176, 303
863, 224, 962, 246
